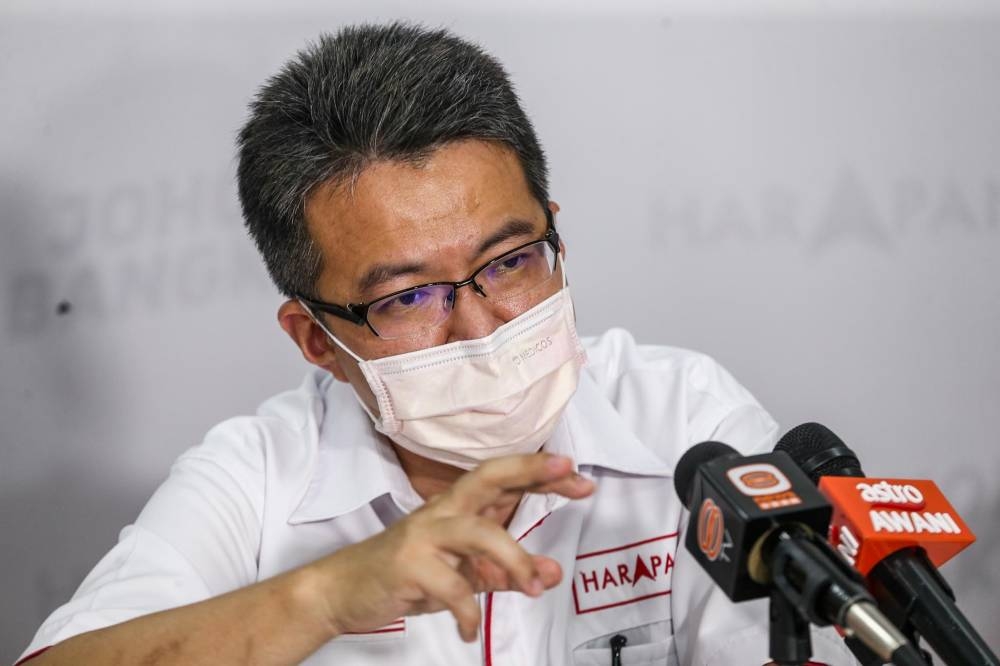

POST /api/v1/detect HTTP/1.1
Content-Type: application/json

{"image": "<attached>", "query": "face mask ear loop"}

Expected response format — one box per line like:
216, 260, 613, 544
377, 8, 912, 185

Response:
553, 254, 580, 327
298, 299, 396, 428
298, 299, 366, 364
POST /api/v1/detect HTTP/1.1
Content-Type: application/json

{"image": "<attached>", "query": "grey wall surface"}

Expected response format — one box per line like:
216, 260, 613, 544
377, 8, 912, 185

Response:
2, 2, 998, 661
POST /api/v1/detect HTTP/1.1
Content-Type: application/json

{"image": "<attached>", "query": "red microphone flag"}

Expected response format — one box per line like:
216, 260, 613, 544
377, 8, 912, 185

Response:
817, 477, 975, 576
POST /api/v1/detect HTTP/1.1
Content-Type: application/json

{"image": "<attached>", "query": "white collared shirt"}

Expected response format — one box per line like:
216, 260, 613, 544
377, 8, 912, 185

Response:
21, 328, 857, 665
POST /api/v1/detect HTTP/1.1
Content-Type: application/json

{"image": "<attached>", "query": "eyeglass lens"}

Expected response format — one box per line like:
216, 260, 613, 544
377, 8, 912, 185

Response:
367, 240, 557, 339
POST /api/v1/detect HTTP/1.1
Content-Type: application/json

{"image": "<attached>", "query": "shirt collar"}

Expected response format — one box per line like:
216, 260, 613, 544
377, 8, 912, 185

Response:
287, 376, 423, 524
555, 368, 673, 477
287, 368, 672, 525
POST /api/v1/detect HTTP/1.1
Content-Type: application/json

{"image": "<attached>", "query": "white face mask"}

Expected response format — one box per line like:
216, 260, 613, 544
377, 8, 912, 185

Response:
308, 286, 587, 470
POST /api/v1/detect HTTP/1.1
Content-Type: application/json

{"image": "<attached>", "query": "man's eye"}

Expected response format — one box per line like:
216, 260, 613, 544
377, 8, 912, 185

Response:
375, 289, 433, 313
396, 291, 425, 306
489, 251, 535, 278
499, 253, 528, 270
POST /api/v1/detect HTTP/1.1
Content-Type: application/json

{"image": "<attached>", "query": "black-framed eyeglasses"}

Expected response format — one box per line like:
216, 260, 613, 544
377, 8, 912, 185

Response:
299, 210, 561, 340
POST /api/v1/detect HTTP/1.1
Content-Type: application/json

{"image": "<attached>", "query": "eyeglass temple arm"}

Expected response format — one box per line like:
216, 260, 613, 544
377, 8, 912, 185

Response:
299, 296, 367, 326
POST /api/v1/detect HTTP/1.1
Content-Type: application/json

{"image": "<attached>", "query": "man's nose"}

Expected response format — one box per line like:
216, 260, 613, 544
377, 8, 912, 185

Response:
445, 282, 506, 343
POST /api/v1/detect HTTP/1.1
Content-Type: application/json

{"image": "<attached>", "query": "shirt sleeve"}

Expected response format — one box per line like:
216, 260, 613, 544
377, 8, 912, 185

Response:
17, 418, 267, 662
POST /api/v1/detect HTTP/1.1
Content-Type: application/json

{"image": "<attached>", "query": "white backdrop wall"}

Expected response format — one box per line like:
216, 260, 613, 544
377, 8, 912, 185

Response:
1, 2, 998, 661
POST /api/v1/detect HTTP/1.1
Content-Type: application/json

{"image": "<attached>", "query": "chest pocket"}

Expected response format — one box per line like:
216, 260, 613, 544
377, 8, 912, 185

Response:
567, 473, 681, 665
571, 621, 676, 666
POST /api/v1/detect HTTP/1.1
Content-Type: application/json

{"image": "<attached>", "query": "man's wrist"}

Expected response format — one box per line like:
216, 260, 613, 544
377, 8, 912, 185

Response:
286, 561, 344, 642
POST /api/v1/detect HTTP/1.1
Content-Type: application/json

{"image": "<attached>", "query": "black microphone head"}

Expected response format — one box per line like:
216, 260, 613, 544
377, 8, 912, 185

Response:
775, 422, 865, 483
674, 440, 739, 509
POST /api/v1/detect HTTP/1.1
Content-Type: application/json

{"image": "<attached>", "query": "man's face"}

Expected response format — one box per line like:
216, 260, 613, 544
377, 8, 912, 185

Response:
287, 139, 561, 413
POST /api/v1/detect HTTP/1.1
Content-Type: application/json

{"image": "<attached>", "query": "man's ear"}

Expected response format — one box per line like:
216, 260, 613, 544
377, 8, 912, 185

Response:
277, 300, 350, 382
548, 200, 566, 257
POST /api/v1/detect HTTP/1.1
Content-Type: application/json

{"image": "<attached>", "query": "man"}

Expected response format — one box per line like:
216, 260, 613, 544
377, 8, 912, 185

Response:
19, 23, 856, 665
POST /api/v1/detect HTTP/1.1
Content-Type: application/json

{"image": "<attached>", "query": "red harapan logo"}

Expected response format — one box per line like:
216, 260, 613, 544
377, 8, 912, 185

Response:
571, 533, 678, 614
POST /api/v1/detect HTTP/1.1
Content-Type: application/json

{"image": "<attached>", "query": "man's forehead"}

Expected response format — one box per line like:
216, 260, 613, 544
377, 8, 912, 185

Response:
305, 141, 531, 230
302, 140, 545, 296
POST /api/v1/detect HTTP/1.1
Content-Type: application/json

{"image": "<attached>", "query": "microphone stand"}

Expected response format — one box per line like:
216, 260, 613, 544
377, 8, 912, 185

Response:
769, 587, 814, 666
763, 527, 929, 666
869, 547, 997, 666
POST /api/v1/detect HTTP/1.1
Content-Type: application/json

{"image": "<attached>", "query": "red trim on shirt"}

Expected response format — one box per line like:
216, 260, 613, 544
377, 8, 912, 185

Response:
516, 513, 550, 543
14, 646, 51, 665
484, 591, 495, 666
575, 589, 673, 615
484, 511, 553, 665
575, 531, 680, 559
344, 626, 406, 635
344, 618, 405, 635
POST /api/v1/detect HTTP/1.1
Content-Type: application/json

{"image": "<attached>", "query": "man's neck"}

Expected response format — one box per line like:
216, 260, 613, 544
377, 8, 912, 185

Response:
392, 443, 521, 528
392, 443, 466, 500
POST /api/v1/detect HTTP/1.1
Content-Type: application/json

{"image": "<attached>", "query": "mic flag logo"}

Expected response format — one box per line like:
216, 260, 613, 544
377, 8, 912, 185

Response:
725, 463, 803, 510
855, 480, 926, 511
819, 476, 976, 575
697, 498, 732, 562
678, 447, 832, 602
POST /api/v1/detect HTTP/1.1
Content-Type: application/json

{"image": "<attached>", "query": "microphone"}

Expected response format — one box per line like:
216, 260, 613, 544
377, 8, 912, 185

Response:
776, 423, 999, 666
674, 441, 922, 666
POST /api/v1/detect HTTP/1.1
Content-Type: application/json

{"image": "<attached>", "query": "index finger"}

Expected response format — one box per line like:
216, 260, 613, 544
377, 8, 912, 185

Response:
443, 453, 579, 514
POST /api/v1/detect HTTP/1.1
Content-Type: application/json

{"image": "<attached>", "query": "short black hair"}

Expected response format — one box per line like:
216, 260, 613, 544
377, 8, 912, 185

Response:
236, 22, 549, 299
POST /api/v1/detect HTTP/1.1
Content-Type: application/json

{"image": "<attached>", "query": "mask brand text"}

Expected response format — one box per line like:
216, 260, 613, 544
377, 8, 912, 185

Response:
511, 335, 554, 366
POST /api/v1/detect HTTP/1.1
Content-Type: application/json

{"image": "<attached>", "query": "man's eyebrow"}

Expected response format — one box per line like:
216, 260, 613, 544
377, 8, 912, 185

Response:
356, 261, 427, 298
354, 218, 540, 298
475, 218, 539, 256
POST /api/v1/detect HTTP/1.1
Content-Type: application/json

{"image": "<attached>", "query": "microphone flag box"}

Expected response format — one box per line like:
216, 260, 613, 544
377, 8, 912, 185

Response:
818, 477, 976, 576
685, 451, 832, 602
